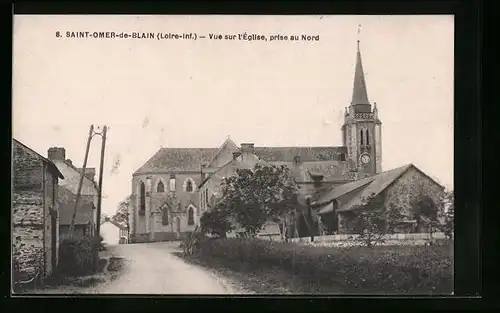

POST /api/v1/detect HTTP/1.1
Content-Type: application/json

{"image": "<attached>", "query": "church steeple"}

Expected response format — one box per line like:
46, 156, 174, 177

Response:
341, 33, 383, 176
351, 40, 370, 106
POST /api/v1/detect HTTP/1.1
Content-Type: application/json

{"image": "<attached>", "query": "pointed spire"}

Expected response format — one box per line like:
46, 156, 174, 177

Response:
351, 39, 370, 106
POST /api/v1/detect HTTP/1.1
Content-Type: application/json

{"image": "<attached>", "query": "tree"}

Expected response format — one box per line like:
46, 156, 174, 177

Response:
219, 164, 299, 237
411, 192, 441, 244
439, 189, 454, 240
113, 195, 132, 234
345, 193, 404, 247
200, 202, 233, 238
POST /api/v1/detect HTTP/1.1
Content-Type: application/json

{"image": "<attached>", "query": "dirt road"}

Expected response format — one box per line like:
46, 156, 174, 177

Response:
94, 242, 248, 294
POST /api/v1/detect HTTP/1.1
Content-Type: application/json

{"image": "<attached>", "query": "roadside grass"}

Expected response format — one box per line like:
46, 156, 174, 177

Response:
178, 237, 453, 295
23, 246, 126, 294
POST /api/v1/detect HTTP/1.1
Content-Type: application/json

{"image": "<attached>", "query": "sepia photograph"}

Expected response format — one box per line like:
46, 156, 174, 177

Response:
12, 14, 454, 295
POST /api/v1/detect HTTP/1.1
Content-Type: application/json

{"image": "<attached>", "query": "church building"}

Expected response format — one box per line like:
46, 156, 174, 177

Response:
129, 40, 439, 242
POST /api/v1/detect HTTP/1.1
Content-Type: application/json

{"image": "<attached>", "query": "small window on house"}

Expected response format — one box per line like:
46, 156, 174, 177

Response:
366, 130, 370, 145
340, 153, 346, 161
186, 180, 193, 192
162, 207, 169, 225
360, 129, 364, 145
139, 181, 146, 215
157, 181, 165, 193
187, 207, 194, 225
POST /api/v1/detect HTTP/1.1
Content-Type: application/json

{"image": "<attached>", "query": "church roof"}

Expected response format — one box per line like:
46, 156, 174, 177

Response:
134, 148, 219, 174
351, 40, 370, 106
134, 145, 348, 175
254, 146, 346, 162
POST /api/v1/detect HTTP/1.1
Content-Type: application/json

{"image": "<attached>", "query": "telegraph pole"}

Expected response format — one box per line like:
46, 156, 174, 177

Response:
96, 126, 108, 235
69, 125, 94, 238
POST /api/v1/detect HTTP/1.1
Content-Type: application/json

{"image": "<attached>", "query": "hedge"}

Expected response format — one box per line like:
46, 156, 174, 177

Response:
193, 237, 453, 294
57, 235, 103, 276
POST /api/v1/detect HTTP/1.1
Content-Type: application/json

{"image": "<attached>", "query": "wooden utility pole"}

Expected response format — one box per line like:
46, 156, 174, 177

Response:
69, 125, 94, 238
96, 126, 107, 236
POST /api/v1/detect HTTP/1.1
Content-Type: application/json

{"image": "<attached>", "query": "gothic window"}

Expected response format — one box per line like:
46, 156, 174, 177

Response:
186, 179, 193, 192
366, 130, 370, 145
139, 181, 146, 215
157, 181, 165, 193
360, 130, 364, 145
162, 207, 169, 225
187, 207, 194, 225
169, 176, 176, 191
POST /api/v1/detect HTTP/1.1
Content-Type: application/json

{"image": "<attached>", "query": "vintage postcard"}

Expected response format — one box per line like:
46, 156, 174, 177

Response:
12, 15, 454, 295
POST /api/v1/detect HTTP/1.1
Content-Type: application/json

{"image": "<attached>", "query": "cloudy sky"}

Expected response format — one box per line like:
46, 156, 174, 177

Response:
12, 15, 454, 216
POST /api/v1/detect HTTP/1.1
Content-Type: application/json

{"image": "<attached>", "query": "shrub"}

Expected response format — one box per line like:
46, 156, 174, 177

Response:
57, 235, 103, 276
193, 238, 453, 294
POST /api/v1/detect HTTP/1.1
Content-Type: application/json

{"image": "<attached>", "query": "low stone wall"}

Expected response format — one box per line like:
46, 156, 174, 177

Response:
130, 231, 192, 243
289, 232, 447, 247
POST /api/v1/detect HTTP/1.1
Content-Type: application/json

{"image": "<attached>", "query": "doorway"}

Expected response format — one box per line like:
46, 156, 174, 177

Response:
175, 217, 181, 239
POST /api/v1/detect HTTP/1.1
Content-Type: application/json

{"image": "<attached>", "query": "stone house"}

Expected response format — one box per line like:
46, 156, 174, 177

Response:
100, 217, 129, 245
12, 139, 64, 284
312, 164, 445, 234
47, 147, 98, 239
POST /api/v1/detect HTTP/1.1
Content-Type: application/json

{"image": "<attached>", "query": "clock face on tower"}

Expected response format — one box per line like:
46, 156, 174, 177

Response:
360, 153, 371, 164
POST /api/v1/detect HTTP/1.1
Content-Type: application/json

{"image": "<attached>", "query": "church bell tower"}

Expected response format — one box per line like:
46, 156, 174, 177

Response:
341, 39, 382, 178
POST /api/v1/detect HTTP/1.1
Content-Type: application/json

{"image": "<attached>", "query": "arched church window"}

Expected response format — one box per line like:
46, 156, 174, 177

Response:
169, 175, 176, 191
187, 207, 194, 225
139, 181, 146, 215
157, 181, 165, 193
186, 180, 193, 192
366, 130, 370, 145
360, 130, 364, 145
161, 207, 169, 225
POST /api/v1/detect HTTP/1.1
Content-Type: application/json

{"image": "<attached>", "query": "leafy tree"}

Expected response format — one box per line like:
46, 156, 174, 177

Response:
411, 192, 441, 244
113, 195, 132, 231
439, 189, 454, 240
200, 202, 233, 238
219, 164, 299, 237
345, 193, 404, 247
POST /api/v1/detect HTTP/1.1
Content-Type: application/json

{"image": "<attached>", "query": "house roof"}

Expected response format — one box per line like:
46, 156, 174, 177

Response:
316, 163, 446, 214
52, 158, 98, 190
102, 218, 128, 230
13, 139, 65, 179
59, 201, 94, 226
134, 148, 219, 175
316, 164, 415, 214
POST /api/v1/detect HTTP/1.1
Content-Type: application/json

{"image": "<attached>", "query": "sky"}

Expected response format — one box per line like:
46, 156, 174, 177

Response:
12, 15, 454, 216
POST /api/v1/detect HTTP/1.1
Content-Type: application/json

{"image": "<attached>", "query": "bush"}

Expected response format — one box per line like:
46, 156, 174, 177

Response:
193, 238, 453, 294
57, 235, 103, 276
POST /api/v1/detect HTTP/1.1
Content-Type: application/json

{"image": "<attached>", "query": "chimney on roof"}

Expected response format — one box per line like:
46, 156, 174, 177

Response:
232, 152, 242, 160
293, 155, 301, 165
48, 147, 66, 161
66, 159, 73, 166
311, 174, 324, 188
240, 143, 255, 154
